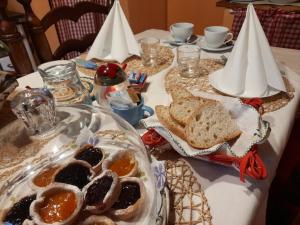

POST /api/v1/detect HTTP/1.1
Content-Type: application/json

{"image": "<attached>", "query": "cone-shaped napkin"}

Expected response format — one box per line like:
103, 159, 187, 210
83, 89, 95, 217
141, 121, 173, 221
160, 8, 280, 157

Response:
209, 4, 286, 98
86, 0, 140, 63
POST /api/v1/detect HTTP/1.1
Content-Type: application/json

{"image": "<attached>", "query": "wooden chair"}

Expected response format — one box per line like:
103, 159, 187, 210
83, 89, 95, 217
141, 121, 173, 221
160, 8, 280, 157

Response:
0, 0, 33, 75
17, 0, 114, 64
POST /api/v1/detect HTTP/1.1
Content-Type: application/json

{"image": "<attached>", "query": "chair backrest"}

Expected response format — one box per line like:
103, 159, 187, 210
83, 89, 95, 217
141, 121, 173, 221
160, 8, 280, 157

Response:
17, 0, 114, 63
0, 0, 33, 75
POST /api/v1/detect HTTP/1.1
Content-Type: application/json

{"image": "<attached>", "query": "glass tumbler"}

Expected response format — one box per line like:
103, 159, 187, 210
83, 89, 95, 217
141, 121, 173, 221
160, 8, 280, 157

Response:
11, 88, 57, 137
177, 45, 201, 78
140, 37, 160, 67
38, 60, 89, 105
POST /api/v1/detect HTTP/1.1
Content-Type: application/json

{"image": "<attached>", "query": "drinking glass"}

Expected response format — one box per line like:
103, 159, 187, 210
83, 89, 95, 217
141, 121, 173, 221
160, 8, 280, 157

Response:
11, 88, 57, 137
177, 45, 201, 78
38, 60, 89, 105
140, 37, 160, 67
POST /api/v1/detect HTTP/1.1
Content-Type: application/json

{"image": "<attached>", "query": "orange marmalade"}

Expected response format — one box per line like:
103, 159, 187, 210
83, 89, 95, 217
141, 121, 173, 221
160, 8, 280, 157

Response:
108, 154, 135, 176
39, 191, 77, 223
33, 166, 60, 187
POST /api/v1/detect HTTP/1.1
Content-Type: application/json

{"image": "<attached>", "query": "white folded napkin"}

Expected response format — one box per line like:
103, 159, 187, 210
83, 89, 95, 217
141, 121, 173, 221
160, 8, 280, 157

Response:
86, 0, 140, 63
210, 4, 286, 98
17, 72, 43, 90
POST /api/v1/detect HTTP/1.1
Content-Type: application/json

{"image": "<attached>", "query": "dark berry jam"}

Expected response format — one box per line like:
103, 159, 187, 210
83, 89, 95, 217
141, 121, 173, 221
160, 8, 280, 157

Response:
3, 194, 36, 225
85, 176, 113, 206
112, 182, 140, 209
54, 163, 91, 189
75, 145, 103, 167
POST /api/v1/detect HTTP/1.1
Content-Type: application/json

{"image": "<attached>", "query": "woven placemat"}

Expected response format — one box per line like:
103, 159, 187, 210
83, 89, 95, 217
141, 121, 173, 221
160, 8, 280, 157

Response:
77, 45, 174, 77
165, 59, 224, 94
166, 159, 212, 225
165, 59, 295, 114
0, 120, 50, 183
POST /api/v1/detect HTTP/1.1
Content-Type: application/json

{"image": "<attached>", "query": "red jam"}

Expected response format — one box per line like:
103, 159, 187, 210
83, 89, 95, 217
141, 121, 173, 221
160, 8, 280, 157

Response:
39, 191, 77, 223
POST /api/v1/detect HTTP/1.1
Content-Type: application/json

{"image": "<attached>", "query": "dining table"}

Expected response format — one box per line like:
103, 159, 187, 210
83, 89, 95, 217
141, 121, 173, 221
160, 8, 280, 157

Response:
4, 29, 300, 225
136, 29, 300, 225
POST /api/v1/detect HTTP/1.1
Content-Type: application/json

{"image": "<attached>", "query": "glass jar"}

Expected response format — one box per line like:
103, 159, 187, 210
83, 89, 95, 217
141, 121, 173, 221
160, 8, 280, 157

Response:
93, 63, 128, 107
38, 60, 91, 105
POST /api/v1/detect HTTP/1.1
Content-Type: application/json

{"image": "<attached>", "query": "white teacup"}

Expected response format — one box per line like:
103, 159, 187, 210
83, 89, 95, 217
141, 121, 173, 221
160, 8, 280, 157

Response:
204, 26, 233, 48
170, 22, 194, 42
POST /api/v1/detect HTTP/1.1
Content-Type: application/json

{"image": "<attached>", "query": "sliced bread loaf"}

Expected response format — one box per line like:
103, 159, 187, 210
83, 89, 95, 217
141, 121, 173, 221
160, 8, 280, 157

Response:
169, 86, 193, 101
155, 105, 186, 140
185, 102, 241, 149
169, 97, 213, 126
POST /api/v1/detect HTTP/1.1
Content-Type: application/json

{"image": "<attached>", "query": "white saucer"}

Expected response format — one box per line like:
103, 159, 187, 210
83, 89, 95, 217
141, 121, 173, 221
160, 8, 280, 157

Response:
209, 69, 281, 98
163, 35, 199, 46
200, 39, 234, 52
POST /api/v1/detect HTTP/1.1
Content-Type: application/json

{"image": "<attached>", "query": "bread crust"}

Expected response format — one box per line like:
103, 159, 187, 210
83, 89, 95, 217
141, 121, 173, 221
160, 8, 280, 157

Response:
169, 86, 193, 101
155, 105, 186, 141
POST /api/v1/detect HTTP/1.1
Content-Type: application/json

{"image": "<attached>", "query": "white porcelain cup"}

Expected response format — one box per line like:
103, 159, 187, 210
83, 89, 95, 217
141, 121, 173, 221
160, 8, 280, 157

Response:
170, 22, 194, 42
204, 26, 233, 48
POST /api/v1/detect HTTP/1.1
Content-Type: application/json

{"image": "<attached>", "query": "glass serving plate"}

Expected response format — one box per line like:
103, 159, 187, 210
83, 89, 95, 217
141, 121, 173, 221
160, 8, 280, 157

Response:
0, 104, 168, 225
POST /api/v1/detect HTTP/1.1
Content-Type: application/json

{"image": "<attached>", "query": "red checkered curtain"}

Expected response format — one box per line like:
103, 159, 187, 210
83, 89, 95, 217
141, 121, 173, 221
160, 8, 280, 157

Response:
231, 8, 300, 50
271, 13, 300, 49
50, 0, 109, 59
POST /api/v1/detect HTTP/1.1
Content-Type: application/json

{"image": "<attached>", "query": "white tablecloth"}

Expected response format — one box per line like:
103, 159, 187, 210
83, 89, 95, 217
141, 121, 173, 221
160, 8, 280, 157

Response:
16, 29, 300, 225
137, 29, 300, 225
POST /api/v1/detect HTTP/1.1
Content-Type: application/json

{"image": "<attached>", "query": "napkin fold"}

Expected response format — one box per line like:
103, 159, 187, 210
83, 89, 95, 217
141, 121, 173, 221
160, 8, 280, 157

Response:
86, 0, 140, 63
210, 4, 286, 97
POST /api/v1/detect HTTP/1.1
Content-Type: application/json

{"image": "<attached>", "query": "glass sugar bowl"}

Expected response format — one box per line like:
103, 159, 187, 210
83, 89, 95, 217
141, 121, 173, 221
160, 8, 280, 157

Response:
93, 63, 128, 107
38, 60, 91, 105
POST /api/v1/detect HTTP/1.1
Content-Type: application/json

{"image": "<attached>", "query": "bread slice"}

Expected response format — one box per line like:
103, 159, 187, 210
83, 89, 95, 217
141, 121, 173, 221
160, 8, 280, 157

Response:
169, 97, 214, 126
155, 105, 186, 140
185, 102, 241, 149
169, 86, 193, 101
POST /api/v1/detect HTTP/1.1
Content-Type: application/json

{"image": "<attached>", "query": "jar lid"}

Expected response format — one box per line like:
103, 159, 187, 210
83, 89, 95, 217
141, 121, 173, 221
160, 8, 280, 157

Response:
94, 63, 126, 86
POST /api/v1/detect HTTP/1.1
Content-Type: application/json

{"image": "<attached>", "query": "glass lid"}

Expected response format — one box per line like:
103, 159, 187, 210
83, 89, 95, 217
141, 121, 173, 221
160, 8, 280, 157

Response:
0, 104, 167, 225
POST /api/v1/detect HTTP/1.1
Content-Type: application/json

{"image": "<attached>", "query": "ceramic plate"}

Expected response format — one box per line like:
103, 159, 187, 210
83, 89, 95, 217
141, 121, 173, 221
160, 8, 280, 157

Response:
200, 39, 234, 52
164, 34, 199, 46
209, 69, 281, 98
